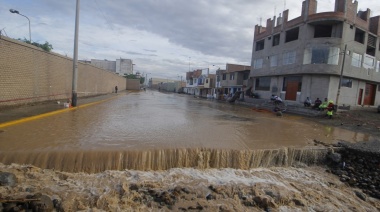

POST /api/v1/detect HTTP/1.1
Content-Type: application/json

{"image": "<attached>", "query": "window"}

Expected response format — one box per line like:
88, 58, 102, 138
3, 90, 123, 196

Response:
366, 34, 376, 56
270, 55, 278, 67
285, 27, 299, 43
193, 79, 197, 84
222, 74, 227, 80
377, 61, 380, 72
255, 77, 271, 91
314, 25, 332, 38
351, 52, 362, 67
243, 72, 249, 80
363, 54, 375, 69
206, 79, 209, 83
303, 47, 340, 65
283, 51, 296, 65
230, 73, 235, 80
255, 40, 265, 51
341, 78, 352, 88
272, 34, 280, 46
354, 28, 365, 44
253, 59, 263, 69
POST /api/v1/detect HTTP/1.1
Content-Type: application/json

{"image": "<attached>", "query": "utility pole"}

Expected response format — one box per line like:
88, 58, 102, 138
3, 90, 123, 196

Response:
71, 0, 80, 107
335, 44, 347, 110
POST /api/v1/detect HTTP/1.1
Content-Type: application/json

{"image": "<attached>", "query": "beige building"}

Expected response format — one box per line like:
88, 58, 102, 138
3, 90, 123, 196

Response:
250, 0, 380, 108
217, 64, 250, 98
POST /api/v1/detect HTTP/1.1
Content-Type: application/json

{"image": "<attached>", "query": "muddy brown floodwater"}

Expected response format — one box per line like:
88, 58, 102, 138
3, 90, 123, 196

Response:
1, 91, 380, 211
0, 91, 376, 172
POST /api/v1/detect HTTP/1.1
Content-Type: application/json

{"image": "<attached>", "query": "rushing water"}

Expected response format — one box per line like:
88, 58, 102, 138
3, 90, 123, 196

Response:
0, 91, 374, 172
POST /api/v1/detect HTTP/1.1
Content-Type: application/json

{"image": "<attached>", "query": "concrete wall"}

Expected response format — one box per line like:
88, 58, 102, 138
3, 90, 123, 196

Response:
0, 37, 126, 107
126, 79, 140, 90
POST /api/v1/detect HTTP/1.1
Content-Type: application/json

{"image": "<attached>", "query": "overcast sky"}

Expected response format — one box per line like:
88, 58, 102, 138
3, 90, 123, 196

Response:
1, 0, 379, 80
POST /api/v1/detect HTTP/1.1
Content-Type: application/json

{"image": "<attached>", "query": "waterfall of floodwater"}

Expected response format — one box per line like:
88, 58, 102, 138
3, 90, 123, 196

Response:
0, 147, 328, 173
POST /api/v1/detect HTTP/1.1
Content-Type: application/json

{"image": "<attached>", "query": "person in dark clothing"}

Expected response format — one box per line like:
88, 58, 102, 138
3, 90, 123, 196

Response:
115, 86, 118, 93
312, 98, 322, 109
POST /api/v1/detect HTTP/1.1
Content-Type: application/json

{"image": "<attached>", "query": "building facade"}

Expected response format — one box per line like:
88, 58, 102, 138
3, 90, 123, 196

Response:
184, 69, 215, 98
90, 58, 133, 76
250, 0, 380, 107
217, 64, 250, 99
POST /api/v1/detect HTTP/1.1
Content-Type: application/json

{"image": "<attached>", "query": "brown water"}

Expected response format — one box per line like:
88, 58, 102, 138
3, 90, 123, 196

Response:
0, 91, 374, 172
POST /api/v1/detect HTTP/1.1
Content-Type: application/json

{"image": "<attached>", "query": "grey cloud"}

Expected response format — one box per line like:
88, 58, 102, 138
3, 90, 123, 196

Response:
119, 50, 157, 57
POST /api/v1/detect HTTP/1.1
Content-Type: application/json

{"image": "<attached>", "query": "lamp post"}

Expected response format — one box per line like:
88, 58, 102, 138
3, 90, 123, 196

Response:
132, 63, 136, 74
71, 0, 80, 107
9, 9, 31, 43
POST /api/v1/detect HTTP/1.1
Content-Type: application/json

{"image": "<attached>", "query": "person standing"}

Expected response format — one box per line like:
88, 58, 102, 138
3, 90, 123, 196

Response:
115, 85, 118, 93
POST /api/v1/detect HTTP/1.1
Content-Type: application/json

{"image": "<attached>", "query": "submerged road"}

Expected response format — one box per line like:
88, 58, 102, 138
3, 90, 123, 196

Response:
0, 90, 374, 152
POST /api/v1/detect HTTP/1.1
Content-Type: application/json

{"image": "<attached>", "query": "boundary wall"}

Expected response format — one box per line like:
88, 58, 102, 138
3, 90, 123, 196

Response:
0, 37, 126, 107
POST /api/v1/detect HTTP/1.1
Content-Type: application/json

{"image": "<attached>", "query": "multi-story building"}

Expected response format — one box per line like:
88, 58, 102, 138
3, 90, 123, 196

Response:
217, 64, 250, 99
90, 58, 133, 76
183, 68, 215, 97
250, 0, 380, 107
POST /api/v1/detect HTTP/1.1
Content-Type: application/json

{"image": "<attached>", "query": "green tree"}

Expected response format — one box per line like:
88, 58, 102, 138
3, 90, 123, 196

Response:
123, 74, 145, 84
18, 38, 53, 52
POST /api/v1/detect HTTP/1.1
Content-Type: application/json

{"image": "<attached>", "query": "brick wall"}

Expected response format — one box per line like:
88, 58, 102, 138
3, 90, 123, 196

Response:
0, 36, 126, 107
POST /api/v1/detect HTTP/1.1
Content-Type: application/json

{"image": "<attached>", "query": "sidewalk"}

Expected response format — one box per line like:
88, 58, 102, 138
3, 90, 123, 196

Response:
236, 97, 323, 117
0, 93, 121, 124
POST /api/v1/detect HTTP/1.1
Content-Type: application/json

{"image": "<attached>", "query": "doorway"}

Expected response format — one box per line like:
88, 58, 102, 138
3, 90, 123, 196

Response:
363, 83, 376, 106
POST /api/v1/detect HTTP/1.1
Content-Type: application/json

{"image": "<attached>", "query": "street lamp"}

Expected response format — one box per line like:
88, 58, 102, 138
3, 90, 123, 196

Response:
132, 63, 136, 74
9, 9, 31, 43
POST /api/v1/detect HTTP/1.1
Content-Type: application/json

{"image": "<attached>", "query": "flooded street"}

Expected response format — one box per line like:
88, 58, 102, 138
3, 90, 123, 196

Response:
0, 91, 377, 172
0, 91, 374, 151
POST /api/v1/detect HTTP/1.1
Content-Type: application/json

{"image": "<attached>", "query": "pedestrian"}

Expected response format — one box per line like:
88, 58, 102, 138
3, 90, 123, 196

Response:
115, 85, 118, 93
313, 98, 322, 109
304, 97, 312, 107
326, 100, 335, 119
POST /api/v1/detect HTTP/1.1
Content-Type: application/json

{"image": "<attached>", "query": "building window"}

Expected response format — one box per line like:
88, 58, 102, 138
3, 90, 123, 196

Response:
255, 77, 271, 91
351, 52, 362, 68
303, 47, 339, 65
206, 79, 209, 83
354, 28, 365, 44
253, 59, 263, 69
367, 34, 376, 56
193, 79, 197, 84
255, 39, 265, 51
341, 78, 352, 88
230, 73, 235, 80
314, 25, 332, 38
377, 61, 380, 72
222, 74, 227, 80
269, 55, 278, 67
283, 51, 296, 65
363, 54, 375, 69
285, 27, 299, 43
243, 72, 249, 80
272, 34, 280, 46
